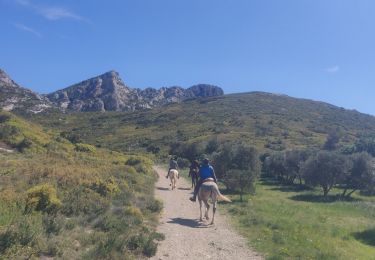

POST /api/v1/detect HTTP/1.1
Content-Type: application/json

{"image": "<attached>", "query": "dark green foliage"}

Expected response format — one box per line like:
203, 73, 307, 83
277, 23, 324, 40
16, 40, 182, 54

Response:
302, 151, 350, 196
205, 137, 219, 154
60, 130, 81, 143
170, 141, 205, 162
323, 131, 341, 150
0, 124, 19, 140
263, 152, 287, 181
213, 143, 261, 200
342, 152, 375, 197
353, 228, 375, 246
17, 137, 33, 152
354, 138, 375, 156
283, 150, 311, 184
43, 214, 63, 235
0, 113, 11, 123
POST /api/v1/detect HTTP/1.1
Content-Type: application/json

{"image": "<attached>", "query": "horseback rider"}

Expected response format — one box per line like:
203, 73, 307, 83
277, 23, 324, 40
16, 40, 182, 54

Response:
166, 156, 178, 178
188, 159, 200, 188
189, 159, 200, 176
189, 158, 217, 202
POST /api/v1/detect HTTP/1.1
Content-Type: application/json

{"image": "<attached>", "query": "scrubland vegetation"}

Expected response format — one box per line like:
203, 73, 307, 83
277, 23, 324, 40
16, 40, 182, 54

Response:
0, 111, 163, 259
3, 92, 375, 259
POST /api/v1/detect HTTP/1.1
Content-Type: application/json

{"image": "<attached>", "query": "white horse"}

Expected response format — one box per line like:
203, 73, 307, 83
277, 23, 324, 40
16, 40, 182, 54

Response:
168, 169, 179, 190
198, 180, 231, 224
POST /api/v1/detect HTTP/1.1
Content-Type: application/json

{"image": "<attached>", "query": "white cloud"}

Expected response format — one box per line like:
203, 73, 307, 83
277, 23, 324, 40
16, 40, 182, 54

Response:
37, 6, 85, 21
15, 0, 88, 22
13, 22, 42, 37
325, 65, 340, 73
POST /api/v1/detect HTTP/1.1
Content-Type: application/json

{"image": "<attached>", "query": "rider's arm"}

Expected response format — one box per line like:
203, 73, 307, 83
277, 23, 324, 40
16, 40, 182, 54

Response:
211, 167, 218, 183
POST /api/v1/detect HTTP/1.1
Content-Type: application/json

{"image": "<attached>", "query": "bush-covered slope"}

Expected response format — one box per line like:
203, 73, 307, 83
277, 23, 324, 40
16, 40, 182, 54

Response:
0, 111, 162, 259
31, 92, 375, 155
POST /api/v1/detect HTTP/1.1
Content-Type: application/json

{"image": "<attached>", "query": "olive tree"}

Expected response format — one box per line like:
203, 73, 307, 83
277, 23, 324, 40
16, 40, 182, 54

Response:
213, 143, 260, 200
302, 151, 350, 196
342, 152, 375, 197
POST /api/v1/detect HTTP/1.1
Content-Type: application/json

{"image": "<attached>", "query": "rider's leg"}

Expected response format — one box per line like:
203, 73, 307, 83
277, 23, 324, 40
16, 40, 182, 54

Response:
166, 168, 171, 178
190, 179, 203, 202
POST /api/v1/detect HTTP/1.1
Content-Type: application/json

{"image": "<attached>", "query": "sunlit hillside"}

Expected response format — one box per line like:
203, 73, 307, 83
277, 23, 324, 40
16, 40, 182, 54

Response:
31, 92, 375, 156
0, 110, 162, 259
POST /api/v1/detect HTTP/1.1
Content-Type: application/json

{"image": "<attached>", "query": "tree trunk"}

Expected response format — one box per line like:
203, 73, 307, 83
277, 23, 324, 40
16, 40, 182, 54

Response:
346, 189, 356, 197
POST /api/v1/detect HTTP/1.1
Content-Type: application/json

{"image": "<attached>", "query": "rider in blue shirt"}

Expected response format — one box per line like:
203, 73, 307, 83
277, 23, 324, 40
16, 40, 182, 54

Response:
189, 158, 217, 202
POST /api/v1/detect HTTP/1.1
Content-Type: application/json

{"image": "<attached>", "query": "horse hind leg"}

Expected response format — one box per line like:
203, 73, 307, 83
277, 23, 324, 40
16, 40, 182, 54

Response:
205, 201, 210, 220
199, 200, 203, 221
210, 200, 217, 225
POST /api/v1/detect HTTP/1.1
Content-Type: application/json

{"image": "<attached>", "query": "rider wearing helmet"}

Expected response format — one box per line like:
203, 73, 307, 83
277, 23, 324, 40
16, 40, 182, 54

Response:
166, 156, 178, 178
189, 158, 217, 202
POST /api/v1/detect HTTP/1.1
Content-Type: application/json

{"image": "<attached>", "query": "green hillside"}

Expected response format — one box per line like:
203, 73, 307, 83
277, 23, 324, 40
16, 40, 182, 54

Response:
31, 92, 375, 155
0, 111, 162, 259
10, 92, 375, 259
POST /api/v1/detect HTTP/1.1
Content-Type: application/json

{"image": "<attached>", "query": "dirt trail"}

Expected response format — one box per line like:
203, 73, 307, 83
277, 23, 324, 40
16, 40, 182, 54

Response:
151, 166, 262, 260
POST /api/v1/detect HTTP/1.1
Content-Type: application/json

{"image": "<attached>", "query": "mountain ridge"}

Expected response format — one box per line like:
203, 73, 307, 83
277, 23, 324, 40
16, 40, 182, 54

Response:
0, 69, 52, 113
0, 69, 224, 113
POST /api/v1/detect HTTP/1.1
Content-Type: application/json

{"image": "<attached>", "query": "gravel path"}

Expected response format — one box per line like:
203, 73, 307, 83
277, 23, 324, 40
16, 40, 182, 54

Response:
151, 166, 263, 260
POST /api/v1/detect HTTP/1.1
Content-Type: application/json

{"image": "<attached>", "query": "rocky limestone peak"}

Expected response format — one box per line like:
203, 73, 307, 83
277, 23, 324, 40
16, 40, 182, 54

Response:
187, 84, 224, 98
0, 69, 52, 113
0, 69, 17, 86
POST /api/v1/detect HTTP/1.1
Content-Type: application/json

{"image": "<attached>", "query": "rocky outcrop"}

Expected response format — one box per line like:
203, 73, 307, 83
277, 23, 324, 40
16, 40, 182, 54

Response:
1, 69, 224, 113
47, 71, 224, 112
0, 69, 51, 113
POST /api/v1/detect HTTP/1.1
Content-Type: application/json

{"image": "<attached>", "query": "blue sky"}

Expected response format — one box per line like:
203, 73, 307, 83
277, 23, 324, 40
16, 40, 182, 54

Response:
1, 0, 375, 115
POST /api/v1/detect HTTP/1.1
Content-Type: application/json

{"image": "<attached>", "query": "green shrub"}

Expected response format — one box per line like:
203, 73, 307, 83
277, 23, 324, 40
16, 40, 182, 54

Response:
0, 125, 19, 140
42, 214, 63, 235
17, 138, 33, 152
125, 157, 143, 166
61, 187, 109, 217
90, 177, 119, 197
25, 184, 62, 214
75, 143, 96, 153
124, 206, 144, 221
146, 199, 163, 213
0, 113, 11, 123
0, 216, 42, 254
127, 233, 157, 257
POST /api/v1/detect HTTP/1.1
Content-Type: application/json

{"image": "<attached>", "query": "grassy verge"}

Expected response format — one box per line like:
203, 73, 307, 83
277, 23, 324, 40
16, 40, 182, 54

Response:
220, 177, 375, 259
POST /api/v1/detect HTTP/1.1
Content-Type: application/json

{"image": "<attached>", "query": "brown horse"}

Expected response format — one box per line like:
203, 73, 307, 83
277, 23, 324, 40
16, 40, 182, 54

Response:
198, 180, 231, 224
188, 168, 199, 189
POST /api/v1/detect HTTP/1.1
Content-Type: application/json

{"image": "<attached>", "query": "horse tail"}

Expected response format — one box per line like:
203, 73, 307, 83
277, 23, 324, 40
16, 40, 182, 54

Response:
212, 184, 231, 202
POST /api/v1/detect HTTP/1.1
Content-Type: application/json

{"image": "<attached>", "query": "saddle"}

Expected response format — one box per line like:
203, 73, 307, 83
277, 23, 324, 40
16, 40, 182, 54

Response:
202, 178, 215, 184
